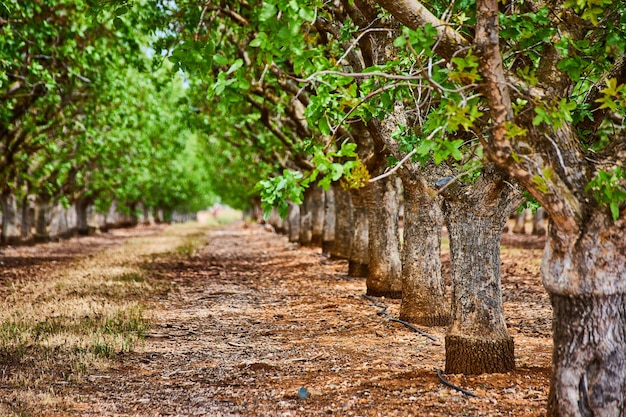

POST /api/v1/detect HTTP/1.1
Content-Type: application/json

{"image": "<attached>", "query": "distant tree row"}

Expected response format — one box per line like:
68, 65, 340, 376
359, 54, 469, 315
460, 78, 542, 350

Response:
152, 1, 626, 415
0, 0, 220, 243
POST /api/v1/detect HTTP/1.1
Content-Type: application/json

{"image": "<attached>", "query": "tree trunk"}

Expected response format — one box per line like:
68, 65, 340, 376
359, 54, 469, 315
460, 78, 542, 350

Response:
532, 207, 547, 235
330, 184, 353, 259
348, 188, 369, 277
1, 191, 21, 245
441, 166, 521, 374
268, 208, 285, 234
547, 293, 626, 417
364, 174, 402, 298
20, 195, 33, 244
287, 203, 300, 243
512, 208, 530, 234
399, 173, 450, 326
139, 203, 155, 225
308, 185, 325, 246
34, 194, 52, 243
322, 187, 335, 256
543, 213, 626, 417
299, 210, 312, 245
49, 203, 66, 240
76, 197, 91, 236
298, 186, 324, 246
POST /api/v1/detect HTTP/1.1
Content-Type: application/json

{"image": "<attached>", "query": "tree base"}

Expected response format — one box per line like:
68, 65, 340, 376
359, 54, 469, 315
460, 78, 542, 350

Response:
1, 235, 21, 246
366, 288, 402, 299
322, 240, 334, 256
547, 293, 626, 416
445, 335, 515, 374
34, 234, 51, 244
399, 312, 450, 327
348, 261, 368, 278
78, 226, 97, 236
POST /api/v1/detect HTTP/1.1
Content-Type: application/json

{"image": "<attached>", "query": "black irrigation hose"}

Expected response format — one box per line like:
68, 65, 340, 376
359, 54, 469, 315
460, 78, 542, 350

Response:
436, 369, 478, 397
363, 294, 439, 341
388, 317, 438, 342
361, 294, 480, 399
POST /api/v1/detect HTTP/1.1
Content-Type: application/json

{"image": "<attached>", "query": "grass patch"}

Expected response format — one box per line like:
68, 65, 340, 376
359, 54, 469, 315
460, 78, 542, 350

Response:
0, 222, 211, 403
175, 239, 200, 257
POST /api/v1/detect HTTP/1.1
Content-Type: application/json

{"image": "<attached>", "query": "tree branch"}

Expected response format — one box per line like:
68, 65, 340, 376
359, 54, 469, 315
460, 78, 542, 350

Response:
373, 0, 469, 61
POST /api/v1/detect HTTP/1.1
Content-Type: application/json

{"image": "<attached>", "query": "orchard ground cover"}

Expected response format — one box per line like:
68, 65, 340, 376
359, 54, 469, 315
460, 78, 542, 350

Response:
0, 220, 550, 416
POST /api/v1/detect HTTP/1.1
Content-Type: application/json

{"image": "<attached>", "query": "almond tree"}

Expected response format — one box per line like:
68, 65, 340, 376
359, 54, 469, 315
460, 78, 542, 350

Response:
375, 0, 626, 414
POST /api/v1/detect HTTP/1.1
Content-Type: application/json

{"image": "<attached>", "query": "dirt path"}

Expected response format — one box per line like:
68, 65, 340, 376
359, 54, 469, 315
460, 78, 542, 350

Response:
1, 222, 552, 416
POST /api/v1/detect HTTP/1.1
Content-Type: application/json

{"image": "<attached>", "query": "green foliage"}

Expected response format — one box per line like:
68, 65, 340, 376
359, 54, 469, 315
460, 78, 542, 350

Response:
564, 0, 614, 25
257, 170, 305, 218
595, 78, 626, 112
532, 99, 577, 128
585, 167, 626, 220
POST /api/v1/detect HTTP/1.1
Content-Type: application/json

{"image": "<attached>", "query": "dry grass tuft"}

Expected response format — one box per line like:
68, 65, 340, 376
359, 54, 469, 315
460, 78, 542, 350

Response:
0, 222, 212, 404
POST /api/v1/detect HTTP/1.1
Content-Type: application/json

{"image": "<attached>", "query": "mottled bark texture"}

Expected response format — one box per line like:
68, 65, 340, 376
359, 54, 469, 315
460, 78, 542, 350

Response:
364, 173, 402, 298
373, 0, 626, 411
268, 208, 285, 234
399, 172, 450, 326
547, 293, 626, 417
364, 101, 452, 320
322, 187, 336, 256
348, 188, 369, 277
20, 195, 33, 243
299, 211, 312, 245
441, 165, 522, 374
1, 190, 21, 245
532, 207, 547, 236
287, 203, 300, 243
543, 212, 626, 417
76, 197, 93, 236
34, 194, 52, 243
299, 185, 325, 246
308, 185, 325, 246
330, 184, 353, 259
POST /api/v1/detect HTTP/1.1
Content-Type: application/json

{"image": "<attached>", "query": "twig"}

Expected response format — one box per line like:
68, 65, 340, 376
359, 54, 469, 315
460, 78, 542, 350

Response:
369, 125, 446, 183
388, 318, 438, 342
436, 369, 478, 397
368, 149, 416, 182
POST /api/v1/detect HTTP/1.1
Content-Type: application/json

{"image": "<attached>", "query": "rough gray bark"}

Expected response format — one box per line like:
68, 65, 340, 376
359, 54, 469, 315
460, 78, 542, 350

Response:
34, 194, 52, 243
373, 0, 626, 410
299, 211, 312, 245
532, 207, 547, 235
543, 213, 626, 417
268, 208, 285, 234
49, 202, 75, 239
322, 187, 336, 256
348, 188, 369, 277
76, 197, 94, 236
1, 191, 21, 245
330, 184, 353, 259
364, 173, 402, 298
548, 292, 626, 417
298, 186, 324, 246
512, 208, 530, 234
441, 165, 522, 374
20, 195, 33, 243
287, 203, 300, 243
308, 185, 325, 246
140, 203, 155, 226
399, 172, 450, 326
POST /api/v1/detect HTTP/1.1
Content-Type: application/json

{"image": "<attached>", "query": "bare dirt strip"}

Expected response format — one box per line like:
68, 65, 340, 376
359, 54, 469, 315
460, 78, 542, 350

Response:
0, 221, 551, 416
